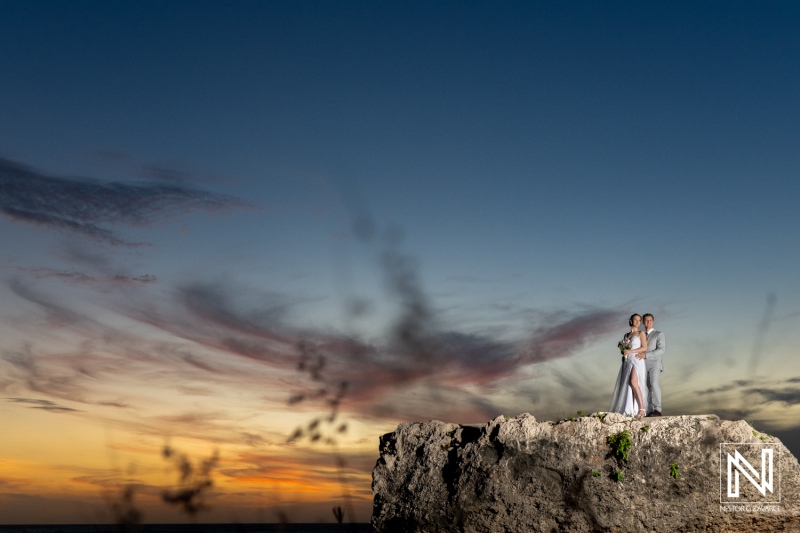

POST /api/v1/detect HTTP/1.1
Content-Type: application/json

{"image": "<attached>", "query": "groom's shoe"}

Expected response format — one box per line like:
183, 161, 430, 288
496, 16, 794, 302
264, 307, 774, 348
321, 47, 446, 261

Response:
650, 410, 662, 417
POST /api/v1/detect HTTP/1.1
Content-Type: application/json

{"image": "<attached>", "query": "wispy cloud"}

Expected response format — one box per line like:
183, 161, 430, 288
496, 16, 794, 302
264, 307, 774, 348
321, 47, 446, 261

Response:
5, 397, 80, 412
8, 278, 96, 327
3, 220, 630, 426
522, 310, 620, 365
114, 277, 626, 420
747, 386, 800, 406
696, 380, 755, 395
0, 156, 249, 246
8, 241, 160, 288
5, 242, 630, 425
21, 268, 157, 285
677, 376, 800, 422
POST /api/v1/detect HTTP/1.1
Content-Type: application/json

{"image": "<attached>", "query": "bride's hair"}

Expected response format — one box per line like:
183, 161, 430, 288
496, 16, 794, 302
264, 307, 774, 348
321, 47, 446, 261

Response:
629, 313, 642, 327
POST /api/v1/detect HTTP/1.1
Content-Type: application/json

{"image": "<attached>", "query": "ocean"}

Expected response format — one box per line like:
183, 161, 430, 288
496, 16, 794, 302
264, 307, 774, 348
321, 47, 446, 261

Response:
0, 526, 371, 533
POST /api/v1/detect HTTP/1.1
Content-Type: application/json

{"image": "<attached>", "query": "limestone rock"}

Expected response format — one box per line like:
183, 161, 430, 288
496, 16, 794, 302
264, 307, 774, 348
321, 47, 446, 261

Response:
371, 414, 800, 532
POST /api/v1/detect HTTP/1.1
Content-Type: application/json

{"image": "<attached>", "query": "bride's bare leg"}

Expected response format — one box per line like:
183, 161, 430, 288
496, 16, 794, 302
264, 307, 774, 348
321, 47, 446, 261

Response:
629, 367, 645, 418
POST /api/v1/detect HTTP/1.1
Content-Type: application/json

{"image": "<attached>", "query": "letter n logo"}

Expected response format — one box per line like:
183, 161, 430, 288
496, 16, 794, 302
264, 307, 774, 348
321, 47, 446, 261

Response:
727, 448, 772, 497
720, 443, 781, 504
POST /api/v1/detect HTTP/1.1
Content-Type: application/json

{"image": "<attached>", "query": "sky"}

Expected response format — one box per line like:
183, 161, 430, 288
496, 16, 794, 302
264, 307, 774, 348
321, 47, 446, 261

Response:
1, 0, 800, 525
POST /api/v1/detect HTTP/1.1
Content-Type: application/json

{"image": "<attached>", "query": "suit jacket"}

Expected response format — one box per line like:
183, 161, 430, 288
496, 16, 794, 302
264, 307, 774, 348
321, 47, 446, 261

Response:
645, 329, 665, 371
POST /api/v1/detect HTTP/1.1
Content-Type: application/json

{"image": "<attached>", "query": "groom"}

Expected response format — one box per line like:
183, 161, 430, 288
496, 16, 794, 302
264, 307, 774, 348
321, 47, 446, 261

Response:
636, 313, 665, 416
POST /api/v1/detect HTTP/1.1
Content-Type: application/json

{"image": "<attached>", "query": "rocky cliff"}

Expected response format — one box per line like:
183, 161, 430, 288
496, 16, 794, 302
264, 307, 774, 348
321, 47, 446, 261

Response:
371, 413, 800, 532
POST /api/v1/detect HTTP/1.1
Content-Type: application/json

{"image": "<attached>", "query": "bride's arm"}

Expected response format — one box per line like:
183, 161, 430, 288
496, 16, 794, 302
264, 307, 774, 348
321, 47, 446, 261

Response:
624, 332, 648, 356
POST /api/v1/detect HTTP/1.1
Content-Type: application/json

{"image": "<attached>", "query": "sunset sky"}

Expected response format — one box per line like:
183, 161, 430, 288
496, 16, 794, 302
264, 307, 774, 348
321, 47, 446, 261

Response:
2, 1, 800, 525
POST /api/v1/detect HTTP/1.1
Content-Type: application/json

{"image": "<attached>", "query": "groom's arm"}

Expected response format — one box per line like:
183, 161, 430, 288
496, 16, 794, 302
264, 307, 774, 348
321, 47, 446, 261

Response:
648, 333, 665, 358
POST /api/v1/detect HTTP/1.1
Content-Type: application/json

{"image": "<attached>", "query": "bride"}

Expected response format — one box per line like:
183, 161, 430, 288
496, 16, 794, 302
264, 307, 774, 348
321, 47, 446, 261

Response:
609, 314, 649, 419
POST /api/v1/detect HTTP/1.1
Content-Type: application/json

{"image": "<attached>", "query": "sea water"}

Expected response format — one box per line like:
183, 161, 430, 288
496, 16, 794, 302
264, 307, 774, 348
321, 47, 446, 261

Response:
0, 525, 371, 533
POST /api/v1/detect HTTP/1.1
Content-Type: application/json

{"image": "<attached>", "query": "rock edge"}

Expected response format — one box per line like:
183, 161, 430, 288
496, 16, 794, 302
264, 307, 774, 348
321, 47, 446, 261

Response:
372, 413, 800, 532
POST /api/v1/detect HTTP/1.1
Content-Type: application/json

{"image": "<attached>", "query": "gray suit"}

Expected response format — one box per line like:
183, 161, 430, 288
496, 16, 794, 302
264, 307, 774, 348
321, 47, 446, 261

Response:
644, 329, 666, 414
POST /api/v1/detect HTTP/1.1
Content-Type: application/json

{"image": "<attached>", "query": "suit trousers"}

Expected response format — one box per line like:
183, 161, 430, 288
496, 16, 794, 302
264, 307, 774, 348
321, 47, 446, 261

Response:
646, 364, 661, 413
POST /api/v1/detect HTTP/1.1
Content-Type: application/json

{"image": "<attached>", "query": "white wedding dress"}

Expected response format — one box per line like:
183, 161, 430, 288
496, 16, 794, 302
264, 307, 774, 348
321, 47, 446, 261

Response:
609, 334, 648, 416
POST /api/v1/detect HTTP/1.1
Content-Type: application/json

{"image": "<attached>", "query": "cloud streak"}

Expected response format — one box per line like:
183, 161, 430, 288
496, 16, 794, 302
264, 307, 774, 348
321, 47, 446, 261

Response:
5, 397, 80, 412
6, 272, 628, 425
748, 386, 800, 406
21, 268, 157, 285
0, 156, 249, 246
696, 380, 755, 395
116, 278, 626, 420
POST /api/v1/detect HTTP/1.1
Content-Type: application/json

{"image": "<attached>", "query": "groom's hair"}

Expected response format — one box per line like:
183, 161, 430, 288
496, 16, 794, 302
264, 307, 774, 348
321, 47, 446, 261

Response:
643, 313, 654, 321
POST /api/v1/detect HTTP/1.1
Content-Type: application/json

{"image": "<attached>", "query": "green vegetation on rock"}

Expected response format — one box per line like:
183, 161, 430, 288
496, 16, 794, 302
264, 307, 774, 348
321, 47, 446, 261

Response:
608, 430, 633, 462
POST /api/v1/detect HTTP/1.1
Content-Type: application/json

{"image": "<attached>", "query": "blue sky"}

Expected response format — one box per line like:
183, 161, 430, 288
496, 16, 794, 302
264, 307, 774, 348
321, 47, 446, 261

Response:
1, 1, 800, 524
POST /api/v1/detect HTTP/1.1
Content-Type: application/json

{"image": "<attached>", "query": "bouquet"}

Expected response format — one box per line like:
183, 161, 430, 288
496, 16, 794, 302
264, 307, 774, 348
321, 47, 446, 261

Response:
617, 336, 631, 357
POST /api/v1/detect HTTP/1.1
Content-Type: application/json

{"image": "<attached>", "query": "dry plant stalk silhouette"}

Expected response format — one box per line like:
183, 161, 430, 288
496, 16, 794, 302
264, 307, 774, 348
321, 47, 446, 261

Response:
288, 340, 349, 438
285, 228, 443, 530
288, 340, 355, 530
160, 445, 219, 518
107, 484, 142, 533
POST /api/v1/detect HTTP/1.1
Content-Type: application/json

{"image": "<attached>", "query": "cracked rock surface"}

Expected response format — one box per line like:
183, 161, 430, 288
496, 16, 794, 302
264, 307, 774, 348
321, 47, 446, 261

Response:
371, 413, 800, 532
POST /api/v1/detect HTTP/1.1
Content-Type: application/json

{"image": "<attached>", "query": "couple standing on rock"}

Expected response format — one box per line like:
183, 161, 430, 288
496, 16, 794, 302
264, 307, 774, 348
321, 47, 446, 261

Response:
609, 313, 666, 419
